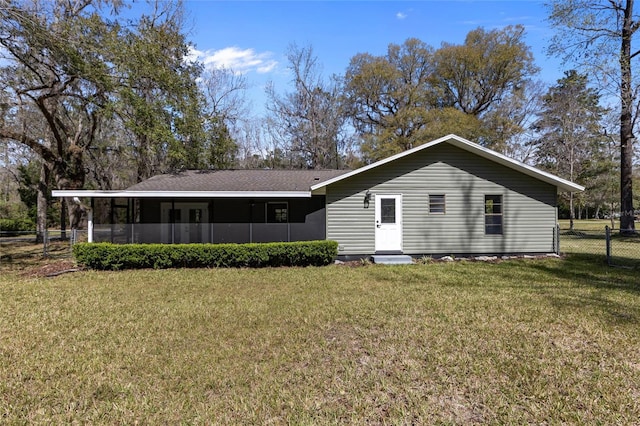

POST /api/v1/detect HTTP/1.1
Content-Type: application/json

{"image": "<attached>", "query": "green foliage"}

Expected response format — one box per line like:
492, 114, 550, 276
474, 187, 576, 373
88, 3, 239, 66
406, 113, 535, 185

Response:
15, 162, 60, 226
0, 0, 229, 236
15, 163, 38, 220
432, 26, 538, 116
0, 218, 35, 235
73, 240, 339, 270
344, 27, 538, 161
111, 5, 207, 179
0, 200, 28, 222
206, 118, 238, 169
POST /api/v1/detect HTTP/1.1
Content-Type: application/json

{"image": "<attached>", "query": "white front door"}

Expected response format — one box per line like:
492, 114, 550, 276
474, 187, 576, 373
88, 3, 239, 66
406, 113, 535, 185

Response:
375, 194, 403, 253
161, 203, 209, 243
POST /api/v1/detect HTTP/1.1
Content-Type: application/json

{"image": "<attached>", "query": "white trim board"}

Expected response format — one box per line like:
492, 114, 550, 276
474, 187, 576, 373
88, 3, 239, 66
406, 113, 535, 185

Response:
51, 190, 312, 198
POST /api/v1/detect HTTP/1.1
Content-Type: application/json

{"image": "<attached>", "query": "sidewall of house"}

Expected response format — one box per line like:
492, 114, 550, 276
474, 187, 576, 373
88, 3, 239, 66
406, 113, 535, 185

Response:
326, 143, 558, 256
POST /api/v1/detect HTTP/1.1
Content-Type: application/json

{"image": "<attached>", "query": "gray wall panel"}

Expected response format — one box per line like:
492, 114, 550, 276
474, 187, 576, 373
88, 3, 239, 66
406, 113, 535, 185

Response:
327, 143, 558, 255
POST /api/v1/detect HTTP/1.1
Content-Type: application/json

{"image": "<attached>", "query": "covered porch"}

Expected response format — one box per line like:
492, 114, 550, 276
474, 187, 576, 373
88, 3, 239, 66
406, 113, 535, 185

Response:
51, 190, 328, 245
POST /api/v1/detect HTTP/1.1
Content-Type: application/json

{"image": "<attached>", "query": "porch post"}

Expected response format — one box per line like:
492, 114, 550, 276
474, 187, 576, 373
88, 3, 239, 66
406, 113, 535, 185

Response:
87, 207, 94, 243
249, 201, 253, 243
88, 197, 94, 243
110, 197, 115, 243
127, 198, 132, 243
171, 198, 175, 244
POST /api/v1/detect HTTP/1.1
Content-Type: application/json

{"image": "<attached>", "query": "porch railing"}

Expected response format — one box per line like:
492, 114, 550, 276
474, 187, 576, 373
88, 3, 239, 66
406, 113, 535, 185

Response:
92, 222, 323, 244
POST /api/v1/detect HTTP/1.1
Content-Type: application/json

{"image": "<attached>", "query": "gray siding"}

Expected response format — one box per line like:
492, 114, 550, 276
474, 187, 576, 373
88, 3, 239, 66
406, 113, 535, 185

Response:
326, 143, 558, 256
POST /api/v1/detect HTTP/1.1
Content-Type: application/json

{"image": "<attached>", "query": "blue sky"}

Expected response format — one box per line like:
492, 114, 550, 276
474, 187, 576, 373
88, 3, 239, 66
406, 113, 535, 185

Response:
185, 0, 561, 117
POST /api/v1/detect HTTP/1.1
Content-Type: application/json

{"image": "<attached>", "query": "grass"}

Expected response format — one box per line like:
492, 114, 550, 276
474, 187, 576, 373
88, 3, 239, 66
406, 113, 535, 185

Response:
558, 218, 615, 231
1, 256, 640, 423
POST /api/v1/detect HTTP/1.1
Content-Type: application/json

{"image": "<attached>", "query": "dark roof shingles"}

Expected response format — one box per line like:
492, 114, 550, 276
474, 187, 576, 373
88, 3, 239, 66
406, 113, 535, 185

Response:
126, 169, 348, 192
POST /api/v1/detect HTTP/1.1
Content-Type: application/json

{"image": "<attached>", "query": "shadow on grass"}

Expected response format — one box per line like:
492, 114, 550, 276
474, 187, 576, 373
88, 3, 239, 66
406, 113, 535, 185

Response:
530, 253, 640, 292
525, 253, 640, 325
0, 241, 72, 271
560, 230, 606, 240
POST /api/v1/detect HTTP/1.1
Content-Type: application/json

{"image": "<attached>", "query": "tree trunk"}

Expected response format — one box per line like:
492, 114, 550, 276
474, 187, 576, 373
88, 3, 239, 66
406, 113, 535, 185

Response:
620, 0, 636, 235
36, 163, 49, 244
68, 199, 85, 230
569, 192, 575, 231
55, 147, 87, 233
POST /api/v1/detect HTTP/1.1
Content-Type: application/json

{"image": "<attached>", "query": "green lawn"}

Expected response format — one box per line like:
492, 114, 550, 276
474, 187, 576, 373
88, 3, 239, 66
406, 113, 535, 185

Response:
1, 256, 639, 423
558, 218, 616, 231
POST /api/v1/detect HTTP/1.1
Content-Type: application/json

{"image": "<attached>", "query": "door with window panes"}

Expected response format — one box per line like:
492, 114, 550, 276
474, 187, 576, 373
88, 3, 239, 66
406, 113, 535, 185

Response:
160, 202, 209, 243
374, 194, 403, 253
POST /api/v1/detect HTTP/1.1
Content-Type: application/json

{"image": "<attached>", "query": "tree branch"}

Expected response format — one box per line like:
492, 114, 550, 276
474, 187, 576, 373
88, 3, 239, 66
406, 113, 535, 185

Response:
0, 128, 56, 164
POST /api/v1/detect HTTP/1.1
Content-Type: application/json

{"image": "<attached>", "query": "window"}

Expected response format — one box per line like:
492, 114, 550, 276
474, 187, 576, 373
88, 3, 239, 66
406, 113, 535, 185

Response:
485, 195, 503, 235
429, 194, 446, 214
267, 202, 288, 223
380, 198, 396, 223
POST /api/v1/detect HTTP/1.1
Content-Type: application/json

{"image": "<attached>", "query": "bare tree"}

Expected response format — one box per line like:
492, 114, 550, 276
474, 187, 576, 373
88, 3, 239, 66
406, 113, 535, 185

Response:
266, 44, 349, 169
234, 119, 267, 169
198, 67, 251, 169
201, 67, 250, 127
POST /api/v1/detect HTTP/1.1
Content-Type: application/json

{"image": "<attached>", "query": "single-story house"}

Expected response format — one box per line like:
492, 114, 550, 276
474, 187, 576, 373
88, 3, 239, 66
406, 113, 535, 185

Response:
53, 134, 584, 258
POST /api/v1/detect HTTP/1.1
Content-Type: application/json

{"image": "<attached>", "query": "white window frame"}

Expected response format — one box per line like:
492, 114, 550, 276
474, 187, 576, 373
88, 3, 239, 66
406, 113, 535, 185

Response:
484, 194, 503, 235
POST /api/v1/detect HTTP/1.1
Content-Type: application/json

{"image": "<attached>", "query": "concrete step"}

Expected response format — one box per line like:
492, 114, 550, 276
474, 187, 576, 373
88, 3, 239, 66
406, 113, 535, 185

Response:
371, 255, 413, 265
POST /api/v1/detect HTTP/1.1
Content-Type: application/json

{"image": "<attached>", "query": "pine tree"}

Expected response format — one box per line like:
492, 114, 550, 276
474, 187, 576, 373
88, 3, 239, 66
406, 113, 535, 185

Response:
531, 70, 605, 230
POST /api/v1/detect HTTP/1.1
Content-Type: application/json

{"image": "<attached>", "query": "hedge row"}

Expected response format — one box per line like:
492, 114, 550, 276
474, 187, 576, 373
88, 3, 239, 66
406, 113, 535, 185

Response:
0, 218, 36, 236
72, 240, 338, 270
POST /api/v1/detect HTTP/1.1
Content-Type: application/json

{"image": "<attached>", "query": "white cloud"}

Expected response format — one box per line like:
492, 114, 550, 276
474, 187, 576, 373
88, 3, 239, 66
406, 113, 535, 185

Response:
396, 12, 407, 20
188, 46, 277, 74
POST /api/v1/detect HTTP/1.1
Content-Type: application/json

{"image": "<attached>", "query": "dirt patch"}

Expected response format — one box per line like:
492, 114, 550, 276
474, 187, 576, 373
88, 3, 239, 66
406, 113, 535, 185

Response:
21, 260, 80, 278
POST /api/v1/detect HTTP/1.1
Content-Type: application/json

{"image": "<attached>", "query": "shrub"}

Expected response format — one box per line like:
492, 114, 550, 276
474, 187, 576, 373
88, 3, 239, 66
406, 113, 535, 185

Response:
0, 218, 36, 236
73, 240, 339, 270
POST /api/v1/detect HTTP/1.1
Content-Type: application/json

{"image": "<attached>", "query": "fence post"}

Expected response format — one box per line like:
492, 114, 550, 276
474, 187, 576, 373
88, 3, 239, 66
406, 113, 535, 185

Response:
605, 225, 611, 265
43, 228, 48, 257
555, 224, 560, 254
71, 229, 77, 258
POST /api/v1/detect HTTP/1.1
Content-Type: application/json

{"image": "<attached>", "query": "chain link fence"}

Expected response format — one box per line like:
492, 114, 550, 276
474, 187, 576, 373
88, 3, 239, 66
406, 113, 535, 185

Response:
0, 229, 88, 268
604, 226, 640, 268
559, 226, 640, 268
3, 226, 640, 269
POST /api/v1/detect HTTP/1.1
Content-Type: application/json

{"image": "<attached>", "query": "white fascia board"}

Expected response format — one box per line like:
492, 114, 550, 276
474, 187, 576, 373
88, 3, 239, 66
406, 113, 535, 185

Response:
310, 134, 585, 194
51, 190, 312, 198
